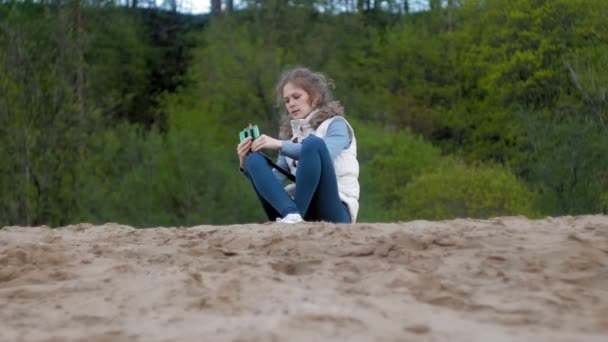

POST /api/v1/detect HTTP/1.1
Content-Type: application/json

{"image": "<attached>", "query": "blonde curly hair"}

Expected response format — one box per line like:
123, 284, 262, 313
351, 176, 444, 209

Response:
274, 67, 344, 139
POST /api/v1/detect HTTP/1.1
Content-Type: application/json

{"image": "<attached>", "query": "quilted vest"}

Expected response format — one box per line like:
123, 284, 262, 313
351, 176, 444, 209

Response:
284, 111, 360, 222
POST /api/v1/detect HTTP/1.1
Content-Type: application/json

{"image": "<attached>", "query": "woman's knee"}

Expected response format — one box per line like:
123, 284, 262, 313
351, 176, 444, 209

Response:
301, 135, 324, 153
244, 152, 266, 171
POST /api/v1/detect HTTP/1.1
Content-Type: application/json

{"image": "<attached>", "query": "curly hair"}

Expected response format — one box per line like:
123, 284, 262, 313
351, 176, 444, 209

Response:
274, 67, 344, 139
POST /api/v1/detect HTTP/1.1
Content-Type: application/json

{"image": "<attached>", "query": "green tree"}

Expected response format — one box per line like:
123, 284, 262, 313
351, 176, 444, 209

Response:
0, 1, 92, 226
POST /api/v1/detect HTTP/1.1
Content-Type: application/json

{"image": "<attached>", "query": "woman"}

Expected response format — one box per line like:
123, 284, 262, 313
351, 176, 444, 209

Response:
236, 67, 359, 224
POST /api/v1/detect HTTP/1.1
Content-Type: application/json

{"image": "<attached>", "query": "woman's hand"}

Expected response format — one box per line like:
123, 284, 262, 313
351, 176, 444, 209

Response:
236, 137, 253, 170
251, 134, 283, 152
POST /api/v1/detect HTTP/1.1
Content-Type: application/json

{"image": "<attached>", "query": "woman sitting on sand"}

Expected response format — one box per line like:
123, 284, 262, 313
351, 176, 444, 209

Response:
236, 67, 359, 224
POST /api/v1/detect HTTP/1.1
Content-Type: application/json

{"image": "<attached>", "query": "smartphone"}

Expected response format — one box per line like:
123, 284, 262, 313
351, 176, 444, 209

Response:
239, 125, 260, 142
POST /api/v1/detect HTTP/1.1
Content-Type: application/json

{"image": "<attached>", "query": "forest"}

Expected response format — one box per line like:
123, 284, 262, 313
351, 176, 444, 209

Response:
1, 0, 607, 227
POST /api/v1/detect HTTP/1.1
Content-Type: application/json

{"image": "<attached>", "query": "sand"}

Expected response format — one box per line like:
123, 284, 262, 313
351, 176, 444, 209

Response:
1, 215, 607, 341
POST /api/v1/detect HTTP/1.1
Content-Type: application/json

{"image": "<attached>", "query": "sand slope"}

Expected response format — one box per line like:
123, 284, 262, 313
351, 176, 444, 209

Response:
1, 215, 607, 341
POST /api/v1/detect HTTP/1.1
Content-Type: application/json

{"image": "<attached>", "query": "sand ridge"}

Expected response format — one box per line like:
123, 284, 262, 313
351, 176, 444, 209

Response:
1, 215, 607, 341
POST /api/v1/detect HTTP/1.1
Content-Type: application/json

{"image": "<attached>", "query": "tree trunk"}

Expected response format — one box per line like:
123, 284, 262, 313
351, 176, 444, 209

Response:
212, 0, 222, 16
429, 0, 441, 11
374, 0, 381, 10
447, 0, 454, 32
75, 0, 88, 171
76, 0, 85, 124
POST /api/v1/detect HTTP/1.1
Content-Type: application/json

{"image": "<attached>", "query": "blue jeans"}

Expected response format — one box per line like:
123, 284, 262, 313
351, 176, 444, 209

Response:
245, 135, 351, 223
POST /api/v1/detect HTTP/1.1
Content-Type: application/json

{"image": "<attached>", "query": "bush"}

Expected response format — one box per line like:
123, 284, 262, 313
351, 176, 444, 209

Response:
397, 160, 538, 221
353, 120, 442, 222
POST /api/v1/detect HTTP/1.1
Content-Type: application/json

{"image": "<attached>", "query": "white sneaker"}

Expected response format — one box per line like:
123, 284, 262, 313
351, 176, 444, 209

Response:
276, 213, 304, 224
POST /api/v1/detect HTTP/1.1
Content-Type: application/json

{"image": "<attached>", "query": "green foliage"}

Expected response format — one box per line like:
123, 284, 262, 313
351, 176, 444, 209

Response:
353, 120, 442, 221
354, 120, 537, 221
562, 45, 608, 128
170, 17, 281, 140
399, 160, 538, 220
514, 114, 608, 215
84, 7, 151, 124
439, 0, 608, 161
0, 2, 92, 226
355, 21, 458, 137
72, 125, 261, 226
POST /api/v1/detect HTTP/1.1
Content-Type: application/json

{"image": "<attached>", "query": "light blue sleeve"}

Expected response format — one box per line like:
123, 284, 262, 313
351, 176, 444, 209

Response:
280, 140, 301, 159
324, 117, 351, 160
279, 117, 351, 161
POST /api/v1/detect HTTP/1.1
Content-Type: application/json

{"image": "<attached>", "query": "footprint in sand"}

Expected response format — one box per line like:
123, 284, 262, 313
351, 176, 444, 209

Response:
269, 260, 321, 276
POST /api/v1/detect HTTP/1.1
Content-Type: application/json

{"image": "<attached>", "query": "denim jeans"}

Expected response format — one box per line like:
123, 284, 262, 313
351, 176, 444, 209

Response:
245, 135, 351, 223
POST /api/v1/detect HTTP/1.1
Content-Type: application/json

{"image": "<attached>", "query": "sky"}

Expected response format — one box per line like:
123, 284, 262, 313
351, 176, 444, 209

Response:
181, 0, 211, 14
178, 0, 427, 15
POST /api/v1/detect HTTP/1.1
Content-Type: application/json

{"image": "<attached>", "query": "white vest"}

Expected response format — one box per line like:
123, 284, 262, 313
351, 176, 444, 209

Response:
284, 111, 360, 222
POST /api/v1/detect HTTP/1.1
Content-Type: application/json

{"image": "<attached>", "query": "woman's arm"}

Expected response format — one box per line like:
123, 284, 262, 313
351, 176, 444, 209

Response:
280, 117, 351, 160
324, 117, 351, 159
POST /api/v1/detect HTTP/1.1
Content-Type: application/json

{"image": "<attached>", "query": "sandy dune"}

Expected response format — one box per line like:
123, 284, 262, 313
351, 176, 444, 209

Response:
1, 215, 607, 341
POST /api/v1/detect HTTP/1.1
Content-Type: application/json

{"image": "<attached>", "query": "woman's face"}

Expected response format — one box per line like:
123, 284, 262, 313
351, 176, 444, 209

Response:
283, 82, 316, 120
